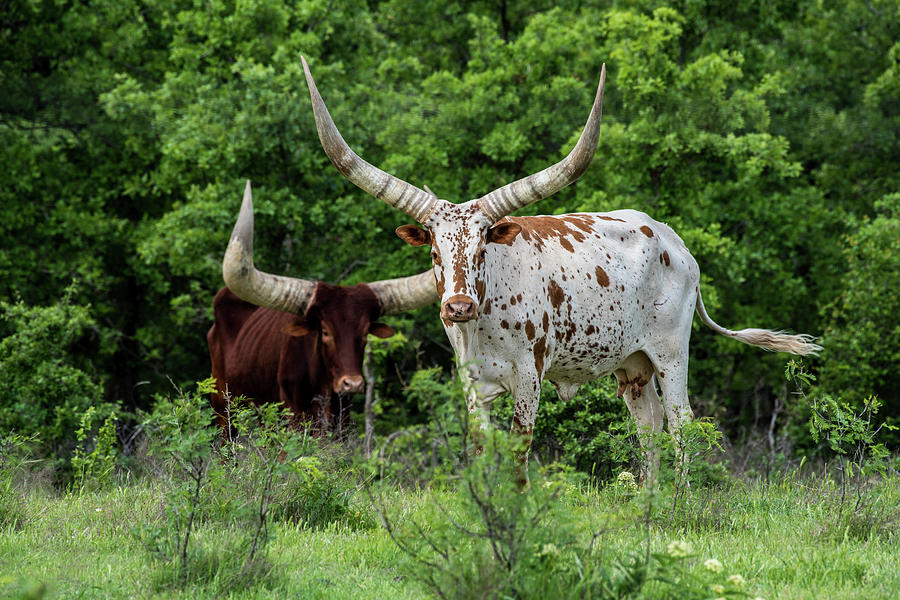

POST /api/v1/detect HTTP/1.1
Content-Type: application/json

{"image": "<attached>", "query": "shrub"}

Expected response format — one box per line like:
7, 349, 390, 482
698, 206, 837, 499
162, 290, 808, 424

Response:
0, 287, 116, 474
382, 427, 759, 600
394, 366, 637, 483
378, 374, 761, 600
493, 378, 637, 481
71, 406, 120, 492
138, 379, 370, 593
820, 193, 900, 445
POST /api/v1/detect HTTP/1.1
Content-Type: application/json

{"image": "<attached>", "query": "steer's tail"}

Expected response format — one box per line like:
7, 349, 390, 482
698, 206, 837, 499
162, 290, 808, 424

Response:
695, 289, 822, 356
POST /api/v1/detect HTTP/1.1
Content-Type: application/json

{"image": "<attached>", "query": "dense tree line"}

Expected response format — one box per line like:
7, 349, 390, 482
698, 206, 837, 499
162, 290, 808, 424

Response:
1, 0, 898, 463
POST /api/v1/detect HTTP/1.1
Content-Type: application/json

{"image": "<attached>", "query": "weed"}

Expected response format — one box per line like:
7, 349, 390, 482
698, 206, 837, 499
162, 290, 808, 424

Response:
71, 406, 119, 492
0, 431, 41, 531
787, 360, 897, 516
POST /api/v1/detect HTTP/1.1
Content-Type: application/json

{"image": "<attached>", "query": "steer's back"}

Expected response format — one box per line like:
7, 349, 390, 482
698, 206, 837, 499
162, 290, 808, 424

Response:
208, 287, 297, 407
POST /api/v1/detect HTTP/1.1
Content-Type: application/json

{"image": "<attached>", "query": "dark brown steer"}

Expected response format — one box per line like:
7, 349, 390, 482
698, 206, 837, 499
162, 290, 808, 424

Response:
207, 182, 437, 436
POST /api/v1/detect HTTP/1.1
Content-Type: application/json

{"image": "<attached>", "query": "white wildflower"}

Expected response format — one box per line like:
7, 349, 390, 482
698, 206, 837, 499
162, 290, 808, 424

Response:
704, 558, 723, 573
727, 574, 746, 587
539, 543, 560, 558
711, 584, 725, 594
616, 471, 638, 492
666, 540, 691, 557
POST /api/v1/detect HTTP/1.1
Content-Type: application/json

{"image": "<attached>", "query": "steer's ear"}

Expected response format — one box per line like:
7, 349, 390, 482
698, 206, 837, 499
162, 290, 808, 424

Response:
368, 322, 396, 339
487, 221, 522, 245
395, 225, 431, 247
283, 320, 312, 337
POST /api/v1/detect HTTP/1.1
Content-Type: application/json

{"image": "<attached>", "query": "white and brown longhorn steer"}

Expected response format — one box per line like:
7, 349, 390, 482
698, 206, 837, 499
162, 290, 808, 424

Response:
300, 58, 821, 484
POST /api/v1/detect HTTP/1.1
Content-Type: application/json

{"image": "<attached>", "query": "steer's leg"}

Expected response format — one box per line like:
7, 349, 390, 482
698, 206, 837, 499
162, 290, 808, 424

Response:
614, 352, 665, 486
466, 383, 491, 456
510, 373, 541, 488
647, 346, 693, 480
614, 371, 664, 487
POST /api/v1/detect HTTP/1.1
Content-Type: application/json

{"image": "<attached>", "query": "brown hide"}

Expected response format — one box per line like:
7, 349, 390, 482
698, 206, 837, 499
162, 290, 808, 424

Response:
207, 282, 391, 435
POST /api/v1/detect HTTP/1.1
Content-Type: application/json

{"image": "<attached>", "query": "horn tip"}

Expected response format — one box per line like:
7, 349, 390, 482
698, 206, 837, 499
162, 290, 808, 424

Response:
301, 56, 313, 82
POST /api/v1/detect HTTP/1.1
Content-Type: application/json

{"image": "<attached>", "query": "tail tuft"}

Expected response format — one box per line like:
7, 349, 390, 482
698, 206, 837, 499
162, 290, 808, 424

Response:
695, 290, 822, 356
726, 329, 822, 356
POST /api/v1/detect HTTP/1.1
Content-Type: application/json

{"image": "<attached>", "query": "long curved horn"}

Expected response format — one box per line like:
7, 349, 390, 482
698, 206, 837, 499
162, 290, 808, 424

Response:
222, 181, 317, 314
301, 56, 438, 223
477, 64, 607, 222
369, 270, 439, 315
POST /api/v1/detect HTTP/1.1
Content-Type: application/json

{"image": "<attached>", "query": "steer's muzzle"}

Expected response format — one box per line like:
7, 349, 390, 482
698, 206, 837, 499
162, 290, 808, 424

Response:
441, 294, 478, 322
335, 374, 364, 394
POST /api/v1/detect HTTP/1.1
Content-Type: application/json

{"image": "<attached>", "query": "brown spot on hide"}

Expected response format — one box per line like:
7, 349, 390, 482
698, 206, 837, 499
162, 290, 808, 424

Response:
542, 312, 549, 331
533, 336, 547, 375
640, 225, 654, 237
561, 214, 596, 233
500, 320, 509, 329
661, 251, 670, 266
510, 295, 517, 305
586, 324, 595, 335
548, 280, 565, 309
435, 269, 446, 297
451, 231, 473, 294
507, 216, 587, 253
475, 277, 485, 302
525, 320, 535, 340
483, 298, 492, 315
595, 266, 610, 287
598, 216, 626, 222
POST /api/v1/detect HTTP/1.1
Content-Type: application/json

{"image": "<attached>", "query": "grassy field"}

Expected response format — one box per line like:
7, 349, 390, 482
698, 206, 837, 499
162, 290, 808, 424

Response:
2, 458, 898, 600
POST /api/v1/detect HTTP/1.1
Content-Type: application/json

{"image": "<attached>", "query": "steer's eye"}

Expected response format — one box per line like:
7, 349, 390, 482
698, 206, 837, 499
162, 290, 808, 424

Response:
431, 250, 441, 265
478, 248, 487, 260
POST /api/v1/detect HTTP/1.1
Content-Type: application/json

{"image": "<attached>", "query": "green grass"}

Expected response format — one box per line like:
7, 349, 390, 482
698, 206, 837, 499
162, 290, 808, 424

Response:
1, 469, 898, 599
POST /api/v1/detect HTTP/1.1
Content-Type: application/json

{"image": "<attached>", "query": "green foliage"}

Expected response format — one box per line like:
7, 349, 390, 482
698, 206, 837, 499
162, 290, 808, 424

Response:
138, 378, 369, 592
494, 378, 637, 480
820, 194, 900, 439
140, 378, 221, 587
373, 366, 472, 486
673, 418, 730, 489
71, 407, 120, 492
786, 360, 897, 518
223, 397, 369, 530
3, 0, 900, 469
0, 432, 39, 532
0, 288, 116, 472
382, 424, 763, 600
382, 428, 643, 600
0, 576, 47, 600
378, 366, 763, 599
